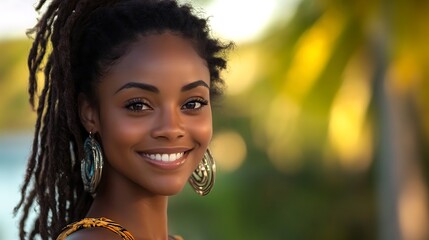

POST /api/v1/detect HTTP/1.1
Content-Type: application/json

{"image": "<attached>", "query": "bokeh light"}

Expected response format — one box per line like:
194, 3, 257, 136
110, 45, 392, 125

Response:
328, 50, 373, 172
1, 0, 429, 239
210, 130, 247, 172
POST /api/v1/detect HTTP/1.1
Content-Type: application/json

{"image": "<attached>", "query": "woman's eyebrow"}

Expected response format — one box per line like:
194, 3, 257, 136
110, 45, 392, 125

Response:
181, 80, 209, 92
115, 79, 208, 95
115, 82, 159, 94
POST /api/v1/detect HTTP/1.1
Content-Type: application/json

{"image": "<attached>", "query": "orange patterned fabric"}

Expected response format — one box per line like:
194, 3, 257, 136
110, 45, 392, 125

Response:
56, 217, 183, 240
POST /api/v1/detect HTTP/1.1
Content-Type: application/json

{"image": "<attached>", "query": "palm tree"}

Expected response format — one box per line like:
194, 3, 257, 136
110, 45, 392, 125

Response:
223, 0, 429, 239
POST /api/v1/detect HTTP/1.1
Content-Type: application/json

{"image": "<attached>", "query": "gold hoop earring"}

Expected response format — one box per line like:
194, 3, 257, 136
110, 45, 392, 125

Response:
189, 149, 216, 196
81, 132, 103, 195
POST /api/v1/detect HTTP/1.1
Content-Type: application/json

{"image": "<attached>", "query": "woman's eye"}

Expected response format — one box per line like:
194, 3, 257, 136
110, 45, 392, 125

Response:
125, 99, 151, 112
182, 98, 208, 110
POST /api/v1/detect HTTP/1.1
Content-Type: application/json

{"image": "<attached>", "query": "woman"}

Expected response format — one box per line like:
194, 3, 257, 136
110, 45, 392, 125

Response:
14, 0, 232, 239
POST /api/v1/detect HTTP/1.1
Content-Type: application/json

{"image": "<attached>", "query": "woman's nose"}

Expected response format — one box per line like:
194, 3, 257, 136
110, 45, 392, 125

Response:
150, 108, 185, 141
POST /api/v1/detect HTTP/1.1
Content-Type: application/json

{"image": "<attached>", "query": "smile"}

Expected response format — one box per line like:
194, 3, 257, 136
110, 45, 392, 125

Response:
141, 152, 184, 162
138, 149, 191, 170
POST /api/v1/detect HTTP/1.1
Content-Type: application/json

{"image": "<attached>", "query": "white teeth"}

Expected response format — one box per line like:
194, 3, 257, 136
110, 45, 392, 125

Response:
171, 152, 184, 161
144, 152, 185, 162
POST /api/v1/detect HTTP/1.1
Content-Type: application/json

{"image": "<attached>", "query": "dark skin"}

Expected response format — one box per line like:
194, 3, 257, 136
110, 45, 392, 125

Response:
71, 32, 212, 240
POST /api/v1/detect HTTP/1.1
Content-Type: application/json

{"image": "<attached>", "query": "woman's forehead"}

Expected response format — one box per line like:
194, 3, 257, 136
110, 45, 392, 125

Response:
111, 33, 207, 74
130, 33, 201, 59
99, 32, 210, 94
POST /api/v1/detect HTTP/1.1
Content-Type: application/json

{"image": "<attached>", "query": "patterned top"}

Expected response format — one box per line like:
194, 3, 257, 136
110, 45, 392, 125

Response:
56, 217, 183, 240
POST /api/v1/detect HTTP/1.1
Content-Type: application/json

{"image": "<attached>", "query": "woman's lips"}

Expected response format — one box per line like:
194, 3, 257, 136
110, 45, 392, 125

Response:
143, 152, 184, 162
138, 149, 191, 170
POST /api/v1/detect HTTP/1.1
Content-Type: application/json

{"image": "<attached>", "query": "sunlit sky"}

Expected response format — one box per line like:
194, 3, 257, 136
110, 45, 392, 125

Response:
0, 0, 37, 39
0, 0, 298, 42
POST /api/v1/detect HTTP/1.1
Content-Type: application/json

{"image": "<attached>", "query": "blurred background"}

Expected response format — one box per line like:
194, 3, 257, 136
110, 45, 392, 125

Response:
1, 0, 428, 239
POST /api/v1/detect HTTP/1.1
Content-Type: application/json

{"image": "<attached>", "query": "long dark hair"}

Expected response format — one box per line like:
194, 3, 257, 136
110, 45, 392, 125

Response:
14, 0, 232, 239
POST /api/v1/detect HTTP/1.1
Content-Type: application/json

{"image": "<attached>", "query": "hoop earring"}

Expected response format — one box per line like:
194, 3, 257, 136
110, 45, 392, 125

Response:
81, 132, 103, 195
189, 149, 216, 196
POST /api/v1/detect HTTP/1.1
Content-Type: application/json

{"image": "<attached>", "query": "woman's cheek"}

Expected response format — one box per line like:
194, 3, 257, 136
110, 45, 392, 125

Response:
100, 108, 146, 149
187, 111, 212, 147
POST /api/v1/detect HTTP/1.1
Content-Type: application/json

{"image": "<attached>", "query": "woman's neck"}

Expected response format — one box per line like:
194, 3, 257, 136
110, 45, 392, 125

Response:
86, 166, 169, 240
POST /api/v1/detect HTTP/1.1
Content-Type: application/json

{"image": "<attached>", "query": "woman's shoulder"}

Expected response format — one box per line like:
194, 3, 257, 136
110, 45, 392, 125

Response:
57, 217, 183, 240
64, 227, 124, 240
57, 217, 135, 240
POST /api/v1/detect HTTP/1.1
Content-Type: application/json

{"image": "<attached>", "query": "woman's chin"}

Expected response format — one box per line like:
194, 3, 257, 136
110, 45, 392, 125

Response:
145, 178, 189, 196
154, 185, 186, 196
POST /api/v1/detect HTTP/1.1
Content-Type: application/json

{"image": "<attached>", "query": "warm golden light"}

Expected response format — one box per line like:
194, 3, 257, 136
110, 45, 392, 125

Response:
328, 51, 373, 171
224, 49, 260, 96
399, 173, 429, 240
387, 52, 422, 94
283, 8, 344, 102
265, 95, 303, 173
210, 131, 247, 172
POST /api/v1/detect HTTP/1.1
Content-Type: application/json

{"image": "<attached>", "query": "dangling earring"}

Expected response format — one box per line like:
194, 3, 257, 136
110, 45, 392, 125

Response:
81, 132, 103, 195
189, 149, 216, 196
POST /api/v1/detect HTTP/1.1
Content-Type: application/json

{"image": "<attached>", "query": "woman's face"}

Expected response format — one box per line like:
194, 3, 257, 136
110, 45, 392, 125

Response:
81, 32, 212, 196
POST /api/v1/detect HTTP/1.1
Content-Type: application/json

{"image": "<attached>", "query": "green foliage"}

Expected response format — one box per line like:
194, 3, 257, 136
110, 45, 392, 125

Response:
0, 39, 35, 130
173, 0, 429, 239
2, 0, 428, 238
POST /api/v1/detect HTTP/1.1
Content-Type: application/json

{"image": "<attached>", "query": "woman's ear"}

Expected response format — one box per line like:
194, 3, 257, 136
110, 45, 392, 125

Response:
78, 94, 99, 133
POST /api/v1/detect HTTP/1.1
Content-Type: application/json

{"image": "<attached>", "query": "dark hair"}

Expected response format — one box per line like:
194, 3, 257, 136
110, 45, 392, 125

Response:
14, 0, 233, 239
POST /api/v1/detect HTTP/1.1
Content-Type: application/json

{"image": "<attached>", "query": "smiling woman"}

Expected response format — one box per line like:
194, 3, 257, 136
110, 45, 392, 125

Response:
14, 1, 232, 240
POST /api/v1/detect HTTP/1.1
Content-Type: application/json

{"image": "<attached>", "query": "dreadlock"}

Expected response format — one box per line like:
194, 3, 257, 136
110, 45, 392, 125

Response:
14, 0, 233, 239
